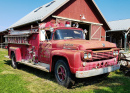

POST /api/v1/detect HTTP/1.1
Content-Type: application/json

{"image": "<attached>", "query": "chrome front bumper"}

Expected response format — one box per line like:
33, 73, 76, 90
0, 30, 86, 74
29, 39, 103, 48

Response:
76, 64, 120, 78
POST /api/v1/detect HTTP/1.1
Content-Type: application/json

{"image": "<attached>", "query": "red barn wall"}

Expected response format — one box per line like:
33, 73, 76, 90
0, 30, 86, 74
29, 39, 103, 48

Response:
54, 0, 99, 23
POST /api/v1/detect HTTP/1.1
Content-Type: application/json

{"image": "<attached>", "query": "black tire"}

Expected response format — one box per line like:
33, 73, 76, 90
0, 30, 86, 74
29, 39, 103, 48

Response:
11, 53, 18, 69
100, 73, 110, 78
54, 59, 75, 88
124, 69, 130, 76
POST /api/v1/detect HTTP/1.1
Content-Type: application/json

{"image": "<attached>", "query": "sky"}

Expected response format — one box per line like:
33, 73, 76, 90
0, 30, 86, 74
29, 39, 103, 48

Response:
0, 0, 130, 31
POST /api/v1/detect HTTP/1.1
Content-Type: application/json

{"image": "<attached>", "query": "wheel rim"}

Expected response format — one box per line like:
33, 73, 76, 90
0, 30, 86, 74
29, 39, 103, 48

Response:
57, 65, 66, 82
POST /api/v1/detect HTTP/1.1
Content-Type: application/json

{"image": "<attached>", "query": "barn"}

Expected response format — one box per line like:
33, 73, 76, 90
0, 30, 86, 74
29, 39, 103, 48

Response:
8, 0, 110, 41
0, 31, 5, 44
0, 31, 8, 48
106, 19, 130, 51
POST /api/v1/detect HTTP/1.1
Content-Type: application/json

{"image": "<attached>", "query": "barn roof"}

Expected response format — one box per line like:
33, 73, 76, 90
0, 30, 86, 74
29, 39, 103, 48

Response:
9, 0, 70, 28
108, 19, 130, 31
9, 0, 110, 30
0, 30, 8, 34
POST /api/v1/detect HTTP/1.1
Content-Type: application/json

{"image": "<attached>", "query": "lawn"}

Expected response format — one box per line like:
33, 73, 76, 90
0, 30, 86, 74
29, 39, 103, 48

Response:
0, 49, 130, 93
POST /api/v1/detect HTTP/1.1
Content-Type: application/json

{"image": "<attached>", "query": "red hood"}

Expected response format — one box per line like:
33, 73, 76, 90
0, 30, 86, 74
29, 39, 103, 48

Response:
55, 39, 116, 50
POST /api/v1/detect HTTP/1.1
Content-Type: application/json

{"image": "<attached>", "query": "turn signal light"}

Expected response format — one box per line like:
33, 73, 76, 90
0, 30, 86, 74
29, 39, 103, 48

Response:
105, 62, 108, 67
96, 63, 100, 68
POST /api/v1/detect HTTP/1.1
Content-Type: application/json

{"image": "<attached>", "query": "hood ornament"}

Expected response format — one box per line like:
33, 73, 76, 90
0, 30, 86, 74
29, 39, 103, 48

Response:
102, 43, 105, 47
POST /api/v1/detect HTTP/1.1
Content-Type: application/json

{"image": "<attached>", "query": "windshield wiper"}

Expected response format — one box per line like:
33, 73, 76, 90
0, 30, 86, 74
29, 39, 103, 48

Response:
75, 37, 81, 39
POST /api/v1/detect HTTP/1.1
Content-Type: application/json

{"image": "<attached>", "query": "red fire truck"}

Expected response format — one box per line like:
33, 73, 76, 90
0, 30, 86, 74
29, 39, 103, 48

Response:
5, 26, 120, 88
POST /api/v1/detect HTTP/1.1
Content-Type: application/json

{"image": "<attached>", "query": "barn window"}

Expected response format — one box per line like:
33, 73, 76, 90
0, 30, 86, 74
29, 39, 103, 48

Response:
34, 6, 42, 12
46, 1, 55, 7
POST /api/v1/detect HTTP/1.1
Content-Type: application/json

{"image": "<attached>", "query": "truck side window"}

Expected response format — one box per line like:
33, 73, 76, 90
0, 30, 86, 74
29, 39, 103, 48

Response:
40, 30, 46, 41
46, 31, 52, 40
40, 30, 52, 41
54, 31, 60, 40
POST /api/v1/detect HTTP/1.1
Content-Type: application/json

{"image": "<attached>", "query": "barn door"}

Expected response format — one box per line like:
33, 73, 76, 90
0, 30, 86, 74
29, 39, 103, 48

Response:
90, 25, 102, 41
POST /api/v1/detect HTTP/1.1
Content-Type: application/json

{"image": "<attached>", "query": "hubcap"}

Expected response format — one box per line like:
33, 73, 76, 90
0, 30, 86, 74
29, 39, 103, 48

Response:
57, 65, 66, 82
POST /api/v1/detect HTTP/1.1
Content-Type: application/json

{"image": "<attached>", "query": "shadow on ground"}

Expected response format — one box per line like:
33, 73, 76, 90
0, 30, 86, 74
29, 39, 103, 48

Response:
4, 60, 55, 82
3, 59, 130, 90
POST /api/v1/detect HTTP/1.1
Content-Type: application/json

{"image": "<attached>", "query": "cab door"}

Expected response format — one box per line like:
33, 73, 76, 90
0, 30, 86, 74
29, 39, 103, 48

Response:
38, 30, 52, 64
39, 41, 52, 64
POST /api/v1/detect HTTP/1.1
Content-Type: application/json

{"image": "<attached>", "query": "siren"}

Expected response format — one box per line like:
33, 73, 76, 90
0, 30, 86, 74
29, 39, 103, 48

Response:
65, 21, 71, 27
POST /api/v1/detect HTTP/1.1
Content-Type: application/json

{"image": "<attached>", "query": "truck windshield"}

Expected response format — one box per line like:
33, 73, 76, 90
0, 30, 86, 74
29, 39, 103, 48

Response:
54, 29, 85, 40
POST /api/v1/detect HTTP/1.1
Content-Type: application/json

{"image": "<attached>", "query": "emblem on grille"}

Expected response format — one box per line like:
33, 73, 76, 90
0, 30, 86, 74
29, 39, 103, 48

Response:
102, 43, 105, 47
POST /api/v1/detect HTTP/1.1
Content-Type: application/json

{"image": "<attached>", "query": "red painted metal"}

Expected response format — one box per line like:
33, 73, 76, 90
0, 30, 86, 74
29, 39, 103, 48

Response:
9, 47, 22, 62
58, 66, 66, 81
7, 27, 119, 75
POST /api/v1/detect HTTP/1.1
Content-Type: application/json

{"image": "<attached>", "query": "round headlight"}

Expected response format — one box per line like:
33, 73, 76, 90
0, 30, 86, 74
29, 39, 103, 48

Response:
113, 51, 116, 55
88, 53, 92, 58
116, 51, 118, 55
84, 54, 87, 59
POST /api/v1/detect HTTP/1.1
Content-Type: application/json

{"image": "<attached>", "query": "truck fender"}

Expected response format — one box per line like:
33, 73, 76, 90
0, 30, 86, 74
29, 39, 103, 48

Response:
51, 50, 73, 71
9, 47, 22, 62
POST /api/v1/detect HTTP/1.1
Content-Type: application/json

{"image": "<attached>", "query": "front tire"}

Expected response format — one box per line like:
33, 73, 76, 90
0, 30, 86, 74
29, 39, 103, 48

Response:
11, 53, 18, 69
54, 59, 75, 88
100, 73, 110, 78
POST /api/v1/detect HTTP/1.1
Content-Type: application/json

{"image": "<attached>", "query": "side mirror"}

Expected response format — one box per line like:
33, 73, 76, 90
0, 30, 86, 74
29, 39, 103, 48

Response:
50, 27, 54, 32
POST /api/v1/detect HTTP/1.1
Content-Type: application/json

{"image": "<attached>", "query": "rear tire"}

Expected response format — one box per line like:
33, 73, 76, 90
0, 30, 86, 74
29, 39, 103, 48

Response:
11, 53, 18, 69
54, 59, 75, 88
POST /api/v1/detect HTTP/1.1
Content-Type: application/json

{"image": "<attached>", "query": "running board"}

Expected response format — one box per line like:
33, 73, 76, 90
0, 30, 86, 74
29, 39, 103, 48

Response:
18, 61, 50, 72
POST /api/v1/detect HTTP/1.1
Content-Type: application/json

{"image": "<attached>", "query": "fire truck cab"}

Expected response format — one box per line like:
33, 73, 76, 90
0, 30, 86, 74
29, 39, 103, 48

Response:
5, 26, 120, 88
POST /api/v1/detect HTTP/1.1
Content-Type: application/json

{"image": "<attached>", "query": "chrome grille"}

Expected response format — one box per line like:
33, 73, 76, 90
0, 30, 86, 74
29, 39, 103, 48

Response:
92, 51, 114, 61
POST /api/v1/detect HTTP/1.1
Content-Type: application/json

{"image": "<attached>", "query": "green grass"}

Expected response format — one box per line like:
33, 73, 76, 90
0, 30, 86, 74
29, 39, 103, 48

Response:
0, 49, 130, 93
